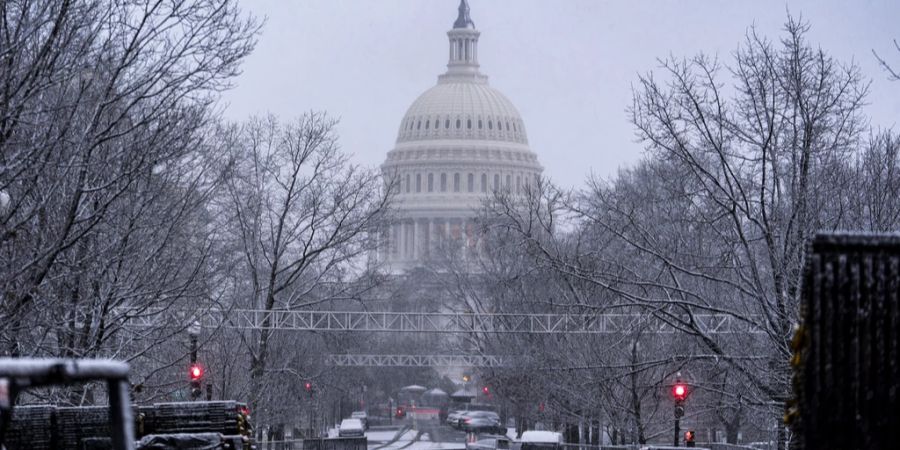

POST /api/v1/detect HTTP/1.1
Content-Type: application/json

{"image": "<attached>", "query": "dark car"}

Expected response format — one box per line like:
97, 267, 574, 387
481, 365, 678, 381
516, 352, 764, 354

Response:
460, 411, 503, 433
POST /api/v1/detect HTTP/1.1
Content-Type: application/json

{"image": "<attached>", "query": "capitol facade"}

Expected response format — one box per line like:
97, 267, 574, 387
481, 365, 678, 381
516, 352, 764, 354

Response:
379, 0, 543, 272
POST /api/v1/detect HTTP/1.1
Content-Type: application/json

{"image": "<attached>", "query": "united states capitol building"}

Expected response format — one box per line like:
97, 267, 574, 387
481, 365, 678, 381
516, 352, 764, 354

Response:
379, 0, 544, 273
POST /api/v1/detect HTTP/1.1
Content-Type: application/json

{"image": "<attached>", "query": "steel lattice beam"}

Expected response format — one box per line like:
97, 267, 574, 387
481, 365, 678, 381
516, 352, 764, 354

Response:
324, 354, 511, 367
122, 309, 765, 334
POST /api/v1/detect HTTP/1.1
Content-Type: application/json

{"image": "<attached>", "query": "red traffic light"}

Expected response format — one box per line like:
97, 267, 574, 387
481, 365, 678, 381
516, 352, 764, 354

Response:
189, 364, 203, 380
685, 430, 695, 442
482, 386, 489, 395
304, 382, 312, 391
673, 383, 687, 400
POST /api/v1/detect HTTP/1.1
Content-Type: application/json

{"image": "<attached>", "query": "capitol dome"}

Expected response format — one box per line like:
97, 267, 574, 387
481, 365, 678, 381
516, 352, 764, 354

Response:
395, 82, 528, 145
379, 0, 543, 272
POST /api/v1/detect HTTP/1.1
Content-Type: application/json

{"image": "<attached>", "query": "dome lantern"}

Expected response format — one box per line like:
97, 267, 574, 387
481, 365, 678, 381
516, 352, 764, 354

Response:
444, 0, 483, 82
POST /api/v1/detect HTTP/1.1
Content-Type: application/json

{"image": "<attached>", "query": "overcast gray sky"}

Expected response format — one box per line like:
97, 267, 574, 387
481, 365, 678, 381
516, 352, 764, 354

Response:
222, 0, 900, 188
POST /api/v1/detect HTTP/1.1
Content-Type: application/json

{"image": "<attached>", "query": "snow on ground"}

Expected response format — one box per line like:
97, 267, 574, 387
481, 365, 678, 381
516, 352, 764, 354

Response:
398, 441, 464, 450
367, 430, 403, 442
372, 429, 418, 450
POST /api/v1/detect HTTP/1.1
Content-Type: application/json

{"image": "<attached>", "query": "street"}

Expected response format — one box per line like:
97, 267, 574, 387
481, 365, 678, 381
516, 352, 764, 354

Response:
366, 418, 471, 450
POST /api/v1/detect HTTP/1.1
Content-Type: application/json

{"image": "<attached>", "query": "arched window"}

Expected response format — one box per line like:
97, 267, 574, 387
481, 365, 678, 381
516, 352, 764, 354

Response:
456, 119, 461, 129
494, 174, 500, 190
478, 120, 483, 129
467, 119, 472, 129
512, 122, 517, 132
506, 174, 511, 189
481, 173, 487, 193
445, 119, 450, 128
516, 175, 521, 192
425, 120, 429, 129
417, 120, 421, 130
505, 121, 510, 131
428, 173, 434, 192
454, 173, 460, 192
405, 174, 410, 193
488, 120, 493, 130
468, 173, 474, 192
416, 174, 422, 193
440, 173, 447, 192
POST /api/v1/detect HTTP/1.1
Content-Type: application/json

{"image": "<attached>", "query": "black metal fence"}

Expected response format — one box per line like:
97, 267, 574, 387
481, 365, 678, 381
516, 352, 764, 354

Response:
791, 232, 900, 450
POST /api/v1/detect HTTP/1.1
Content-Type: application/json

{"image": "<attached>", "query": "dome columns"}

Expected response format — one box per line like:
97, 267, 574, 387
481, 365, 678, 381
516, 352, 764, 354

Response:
383, 216, 484, 269
447, 28, 480, 75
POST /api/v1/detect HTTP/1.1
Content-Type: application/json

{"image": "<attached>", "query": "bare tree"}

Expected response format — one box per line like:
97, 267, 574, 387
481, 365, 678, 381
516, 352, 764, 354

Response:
438, 15, 898, 447
0, 0, 257, 395
217, 113, 392, 425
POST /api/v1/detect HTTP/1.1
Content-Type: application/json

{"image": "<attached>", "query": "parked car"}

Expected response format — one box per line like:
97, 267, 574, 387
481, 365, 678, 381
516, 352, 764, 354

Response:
461, 411, 502, 433
447, 409, 467, 427
518, 431, 562, 450
351, 411, 368, 430
467, 435, 511, 450
339, 418, 365, 437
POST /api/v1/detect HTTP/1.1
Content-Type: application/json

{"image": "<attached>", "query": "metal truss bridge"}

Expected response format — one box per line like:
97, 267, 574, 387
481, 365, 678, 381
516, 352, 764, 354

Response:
125, 309, 764, 335
324, 354, 511, 367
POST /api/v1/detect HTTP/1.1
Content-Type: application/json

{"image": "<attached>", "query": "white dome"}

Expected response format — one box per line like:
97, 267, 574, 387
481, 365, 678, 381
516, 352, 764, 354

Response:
396, 81, 528, 145
377, 0, 544, 274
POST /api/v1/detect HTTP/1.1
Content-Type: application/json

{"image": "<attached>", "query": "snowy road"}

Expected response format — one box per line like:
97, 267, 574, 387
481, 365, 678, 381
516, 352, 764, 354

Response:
370, 419, 467, 450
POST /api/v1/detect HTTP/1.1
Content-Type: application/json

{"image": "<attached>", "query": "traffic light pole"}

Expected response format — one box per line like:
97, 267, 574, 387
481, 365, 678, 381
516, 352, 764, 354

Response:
190, 333, 199, 401
674, 414, 680, 447
672, 378, 686, 447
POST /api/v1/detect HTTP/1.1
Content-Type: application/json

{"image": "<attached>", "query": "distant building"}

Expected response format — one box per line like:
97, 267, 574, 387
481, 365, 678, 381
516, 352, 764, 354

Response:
380, 0, 543, 272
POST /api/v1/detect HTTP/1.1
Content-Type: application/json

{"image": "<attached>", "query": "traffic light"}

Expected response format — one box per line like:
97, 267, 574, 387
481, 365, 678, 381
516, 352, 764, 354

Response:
685, 430, 696, 447
189, 364, 203, 400
482, 386, 489, 395
304, 381, 313, 397
673, 383, 687, 401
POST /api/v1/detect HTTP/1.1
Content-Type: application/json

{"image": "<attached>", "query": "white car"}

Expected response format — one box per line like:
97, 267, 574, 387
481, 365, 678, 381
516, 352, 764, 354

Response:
351, 411, 368, 429
518, 431, 563, 450
339, 418, 365, 437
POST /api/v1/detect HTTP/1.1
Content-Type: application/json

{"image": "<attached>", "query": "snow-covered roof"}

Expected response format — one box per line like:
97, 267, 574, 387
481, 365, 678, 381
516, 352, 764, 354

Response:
451, 388, 476, 398
425, 388, 448, 396
400, 384, 427, 392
